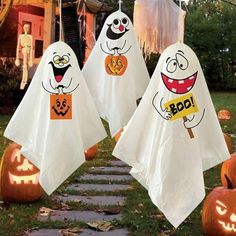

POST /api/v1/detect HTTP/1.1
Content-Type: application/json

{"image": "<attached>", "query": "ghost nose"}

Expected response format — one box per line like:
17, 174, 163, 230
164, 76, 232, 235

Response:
119, 25, 124, 32
230, 213, 236, 222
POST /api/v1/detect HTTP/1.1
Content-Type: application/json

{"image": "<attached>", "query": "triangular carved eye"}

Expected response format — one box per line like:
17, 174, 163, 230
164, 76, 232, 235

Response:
10, 149, 21, 163
216, 200, 227, 215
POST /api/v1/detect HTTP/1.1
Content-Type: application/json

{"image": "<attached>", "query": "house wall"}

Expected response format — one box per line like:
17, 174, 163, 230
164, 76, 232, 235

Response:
0, 5, 44, 58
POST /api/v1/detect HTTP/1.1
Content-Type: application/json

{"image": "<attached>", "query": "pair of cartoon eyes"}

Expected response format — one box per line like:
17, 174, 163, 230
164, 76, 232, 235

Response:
113, 18, 129, 28
56, 99, 67, 108
53, 55, 70, 65
166, 53, 189, 73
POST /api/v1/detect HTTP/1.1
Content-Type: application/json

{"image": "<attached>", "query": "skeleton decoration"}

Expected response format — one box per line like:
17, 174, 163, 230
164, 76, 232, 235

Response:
15, 23, 34, 90
83, 10, 150, 137
4, 41, 107, 195
113, 43, 229, 227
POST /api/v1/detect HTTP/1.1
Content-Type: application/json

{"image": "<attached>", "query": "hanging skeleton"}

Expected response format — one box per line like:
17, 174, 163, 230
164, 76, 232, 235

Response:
15, 23, 33, 90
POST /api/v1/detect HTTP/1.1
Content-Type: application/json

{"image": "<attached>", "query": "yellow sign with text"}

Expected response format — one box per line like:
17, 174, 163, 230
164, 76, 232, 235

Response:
164, 93, 199, 121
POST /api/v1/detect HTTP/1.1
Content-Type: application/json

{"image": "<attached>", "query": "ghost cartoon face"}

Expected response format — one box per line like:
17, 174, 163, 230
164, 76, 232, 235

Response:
161, 49, 198, 94
106, 16, 130, 40
42, 42, 80, 94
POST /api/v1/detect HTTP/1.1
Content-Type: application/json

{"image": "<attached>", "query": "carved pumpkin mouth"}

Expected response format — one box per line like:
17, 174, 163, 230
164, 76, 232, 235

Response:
9, 172, 39, 185
49, 62, 71, 83
161, 72, 198, 94
218, 220, 236, 232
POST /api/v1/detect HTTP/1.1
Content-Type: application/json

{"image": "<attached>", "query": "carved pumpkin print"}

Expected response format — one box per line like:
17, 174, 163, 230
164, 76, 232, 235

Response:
105, 55, 128, 76
50, 94, 72, 120
0, 143, 43, 202
221, 153, 236, 188
85, 144, 98, 161
202, 176, 236, 235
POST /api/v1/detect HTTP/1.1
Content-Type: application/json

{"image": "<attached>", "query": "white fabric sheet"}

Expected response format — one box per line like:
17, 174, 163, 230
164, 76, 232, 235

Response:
113, 42, 229, 227
83, 10, 150, 137
4, 41, 107, 195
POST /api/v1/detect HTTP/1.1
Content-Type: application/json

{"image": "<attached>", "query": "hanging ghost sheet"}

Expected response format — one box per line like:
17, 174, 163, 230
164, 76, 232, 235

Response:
82, 10, 150, 137
113, 43, 229, 227
134, 0, 186, 56
4, 41, 107, 195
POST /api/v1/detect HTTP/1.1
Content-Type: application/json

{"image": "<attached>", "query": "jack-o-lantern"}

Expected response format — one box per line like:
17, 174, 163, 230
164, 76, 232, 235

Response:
50, 94, 72, 120
218, 109, 232, 121
114, 129, 124, 143
221, 153, 236, 188
84, 144, 98, 161
224, 133, 234, 154
105, 55, 128, 76
202, 175, 236, 236
0, 143, 43, 202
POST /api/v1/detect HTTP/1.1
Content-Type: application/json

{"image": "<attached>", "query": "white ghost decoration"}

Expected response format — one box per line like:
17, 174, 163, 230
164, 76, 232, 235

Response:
4, 41, 107, 195
113, 43, 229, 227
82, 10, 150, 137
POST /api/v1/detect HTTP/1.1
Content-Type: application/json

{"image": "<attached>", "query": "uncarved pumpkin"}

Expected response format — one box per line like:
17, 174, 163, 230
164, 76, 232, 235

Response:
224, 133, 234, 154
114, 129, 124, 143
221, 153, 236, 188
85, 144, 98, 161
0, 143, 43, 202
218, 109, 232, 121
105, 55, 128, 76
202, 175, 236, 236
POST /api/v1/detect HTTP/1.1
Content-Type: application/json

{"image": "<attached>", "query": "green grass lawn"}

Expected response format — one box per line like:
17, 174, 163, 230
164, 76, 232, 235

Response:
0, 91, 235, 236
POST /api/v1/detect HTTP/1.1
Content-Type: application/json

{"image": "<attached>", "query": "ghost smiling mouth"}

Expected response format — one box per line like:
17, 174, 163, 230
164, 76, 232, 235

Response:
161, 72, 198, 94
49, 62, 71, 83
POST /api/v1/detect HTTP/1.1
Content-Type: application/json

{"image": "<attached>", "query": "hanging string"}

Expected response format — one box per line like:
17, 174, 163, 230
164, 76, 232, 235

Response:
58, 0, 63, 41
118, 0, 122, 11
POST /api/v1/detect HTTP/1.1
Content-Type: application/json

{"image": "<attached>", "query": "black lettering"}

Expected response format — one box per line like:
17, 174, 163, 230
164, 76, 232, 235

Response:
177, 102, 184, 112
184, 99, 191, 109
169, 103, 178, 116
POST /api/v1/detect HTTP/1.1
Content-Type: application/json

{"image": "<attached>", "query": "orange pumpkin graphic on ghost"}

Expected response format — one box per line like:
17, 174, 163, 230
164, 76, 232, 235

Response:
0, 143, 43, 202
105, 55, 128, 76
50, 94, 72, 120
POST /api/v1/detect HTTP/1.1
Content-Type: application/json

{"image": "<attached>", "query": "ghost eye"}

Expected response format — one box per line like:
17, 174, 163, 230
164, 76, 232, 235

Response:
166, 59, 177, 73
176, 53, 189, 70
113, 19, 120, 29
53, 55, 61, 64
216, 205, 227, 215
121, 17, 129, 27
62, 55, 70, 64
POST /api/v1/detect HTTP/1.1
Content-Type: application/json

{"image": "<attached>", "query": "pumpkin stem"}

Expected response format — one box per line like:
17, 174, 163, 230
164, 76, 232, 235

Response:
225, 174, 234, 189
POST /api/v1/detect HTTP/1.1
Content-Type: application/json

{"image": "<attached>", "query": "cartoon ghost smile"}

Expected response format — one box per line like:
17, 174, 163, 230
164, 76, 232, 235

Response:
161, 71, 198, 94
49, 62, 71, 83
106, 17, 129, 40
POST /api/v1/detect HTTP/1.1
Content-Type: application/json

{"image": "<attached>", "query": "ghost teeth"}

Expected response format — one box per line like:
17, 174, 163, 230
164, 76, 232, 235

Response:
9, 172, 39, 185
218, 220, 236, 232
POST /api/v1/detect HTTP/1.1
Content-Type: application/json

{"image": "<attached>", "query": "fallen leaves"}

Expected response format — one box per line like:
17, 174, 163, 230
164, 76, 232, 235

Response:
96, 207, 121, 215
87, 221, 112, 232
60, 227, 83, 236
39, 207, 54, 217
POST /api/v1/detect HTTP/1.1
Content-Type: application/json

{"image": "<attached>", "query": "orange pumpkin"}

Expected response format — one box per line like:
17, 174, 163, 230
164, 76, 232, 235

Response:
84, 144, 98, 161
105, 55, 128, 76
218, 109, 232, 121
114, 129, 123, 143
0, 143, 43, 202
224, 133, 234, 154
202, 175, 236, 236
221, 153, 236, 188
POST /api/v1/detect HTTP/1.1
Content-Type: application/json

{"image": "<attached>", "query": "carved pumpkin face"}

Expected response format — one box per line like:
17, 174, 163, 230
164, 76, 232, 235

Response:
105, 55, 128, 76
202, 179, 236, 235
85, 144, 98, 161
221, 153, 236, 188
50, 94, 72, 120
0, 143, 43, 202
